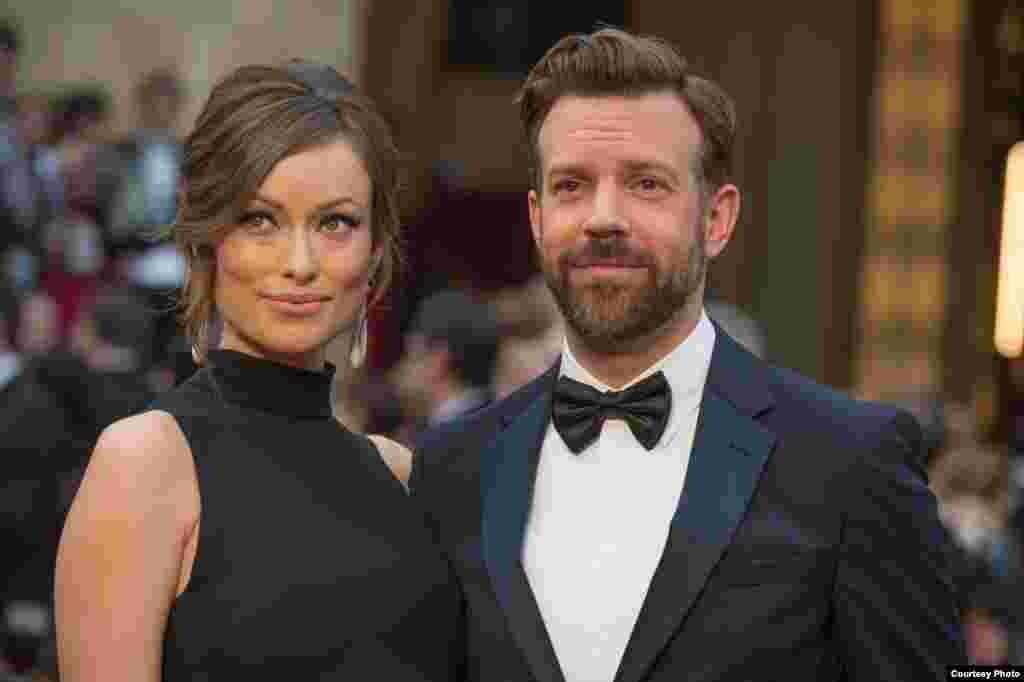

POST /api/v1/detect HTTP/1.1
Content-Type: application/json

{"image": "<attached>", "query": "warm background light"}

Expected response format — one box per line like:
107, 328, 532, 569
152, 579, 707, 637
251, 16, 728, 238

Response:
996, 141, 1024, 358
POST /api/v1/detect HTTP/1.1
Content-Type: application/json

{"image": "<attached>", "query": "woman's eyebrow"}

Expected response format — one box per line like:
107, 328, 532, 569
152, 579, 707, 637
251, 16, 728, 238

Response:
250, 195, 364, 213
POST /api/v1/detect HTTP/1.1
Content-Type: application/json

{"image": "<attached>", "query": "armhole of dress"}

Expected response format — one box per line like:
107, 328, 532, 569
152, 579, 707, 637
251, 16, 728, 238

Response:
366, 433, 411, 493
147, 406, 203, 600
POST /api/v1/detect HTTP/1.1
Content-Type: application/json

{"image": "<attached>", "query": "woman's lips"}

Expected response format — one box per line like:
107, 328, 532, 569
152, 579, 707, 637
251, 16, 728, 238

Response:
261, 294, 332, 315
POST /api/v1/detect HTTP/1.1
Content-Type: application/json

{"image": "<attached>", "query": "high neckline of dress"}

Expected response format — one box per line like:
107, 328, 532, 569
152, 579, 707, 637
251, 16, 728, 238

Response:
206, 349, 336, 419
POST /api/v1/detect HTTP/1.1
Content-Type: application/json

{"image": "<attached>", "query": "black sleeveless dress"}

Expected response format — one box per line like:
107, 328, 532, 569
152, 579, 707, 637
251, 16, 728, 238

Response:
150, 349, 460, 680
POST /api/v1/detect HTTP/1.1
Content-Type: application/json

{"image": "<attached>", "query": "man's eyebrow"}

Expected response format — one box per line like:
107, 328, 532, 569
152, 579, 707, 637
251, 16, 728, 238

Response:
546, 163, 588, 178
621, 160, 681, 181
545, 160, 682, 182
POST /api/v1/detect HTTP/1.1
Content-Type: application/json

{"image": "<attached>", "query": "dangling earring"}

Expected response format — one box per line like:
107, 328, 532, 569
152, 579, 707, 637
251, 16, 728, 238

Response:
349, 302, 368, 368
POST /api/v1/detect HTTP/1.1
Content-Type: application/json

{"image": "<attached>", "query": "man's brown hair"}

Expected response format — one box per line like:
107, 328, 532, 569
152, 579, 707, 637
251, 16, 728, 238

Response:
171, 60, 402, 362
517, 27, 737, 196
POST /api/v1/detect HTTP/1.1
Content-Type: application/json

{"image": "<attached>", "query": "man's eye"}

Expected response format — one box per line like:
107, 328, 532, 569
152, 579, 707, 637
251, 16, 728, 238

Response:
553, 179, 581, 194
637, 177, 661, 191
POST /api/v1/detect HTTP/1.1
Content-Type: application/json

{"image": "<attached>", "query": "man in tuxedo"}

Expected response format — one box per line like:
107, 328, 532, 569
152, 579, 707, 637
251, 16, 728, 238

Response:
411, 27, 964, 681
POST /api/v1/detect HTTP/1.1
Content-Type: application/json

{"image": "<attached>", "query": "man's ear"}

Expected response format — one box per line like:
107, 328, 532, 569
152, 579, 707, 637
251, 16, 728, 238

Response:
528, 189, 542, 246
704, 183, 740, 260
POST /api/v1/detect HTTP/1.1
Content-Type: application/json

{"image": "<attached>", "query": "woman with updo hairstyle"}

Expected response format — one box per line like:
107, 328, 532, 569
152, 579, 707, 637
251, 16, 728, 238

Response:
54, 60, 461, 681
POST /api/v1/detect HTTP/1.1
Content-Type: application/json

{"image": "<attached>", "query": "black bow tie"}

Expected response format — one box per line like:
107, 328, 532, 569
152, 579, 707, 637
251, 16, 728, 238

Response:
552, 371, 672, 454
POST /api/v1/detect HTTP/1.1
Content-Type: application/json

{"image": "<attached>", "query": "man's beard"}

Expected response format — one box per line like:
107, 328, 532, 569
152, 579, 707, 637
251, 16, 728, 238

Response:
540, 223, 706, 355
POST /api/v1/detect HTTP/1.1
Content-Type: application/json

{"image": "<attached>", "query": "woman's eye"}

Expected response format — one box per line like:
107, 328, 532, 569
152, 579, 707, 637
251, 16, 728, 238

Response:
240, 211, 274, 232
320, 214, 360, 233
637, 177, 661, 191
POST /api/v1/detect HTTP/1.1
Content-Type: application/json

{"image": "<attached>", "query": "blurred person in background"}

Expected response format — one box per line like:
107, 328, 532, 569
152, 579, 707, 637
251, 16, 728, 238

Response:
930, 438, 1012, 659
922, 402, 1019, 665
0, 18, 19, 174
57, 286, 158, 473
412, 27, 963, 682
337, 369, 410, 444
72, 286, 157, 401
12, 286, 162, 569
0, 22, 59, 297
0, 19, 17, 108
37, 90, 111, 345
488, 275, 563, 400
0, 18, 19, 241
703, 285, 766, 359
1, 95, 62, 280
931, 437, 1009, 576
103, 68, 188, 381
13, 289, 58, 357
55, 59, 459, 681
14, 94, 64, 240
890, 393, 1008, 662
107, 68, 184, 255
0, 281, 72, 675
391, 288, 500, 444
1004, 442, 1024, 664
48, 89, 109, 227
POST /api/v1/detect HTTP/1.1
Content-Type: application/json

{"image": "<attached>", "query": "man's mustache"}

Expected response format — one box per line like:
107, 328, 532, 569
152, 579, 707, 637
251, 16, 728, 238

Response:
561, 238, 656, 268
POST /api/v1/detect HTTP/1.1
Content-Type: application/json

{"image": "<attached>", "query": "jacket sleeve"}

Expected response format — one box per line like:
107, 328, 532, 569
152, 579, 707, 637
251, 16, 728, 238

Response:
833, 409, 966, 678
409, 442, 426, 496
409, 438, 471, 682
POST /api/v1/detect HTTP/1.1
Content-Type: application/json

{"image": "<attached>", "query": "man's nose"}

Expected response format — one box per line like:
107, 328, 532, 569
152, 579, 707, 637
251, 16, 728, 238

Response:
584, 182, 627, 237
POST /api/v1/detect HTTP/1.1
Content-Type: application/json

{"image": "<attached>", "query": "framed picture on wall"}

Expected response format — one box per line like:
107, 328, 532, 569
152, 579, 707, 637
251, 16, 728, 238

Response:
446, 0, 625, 76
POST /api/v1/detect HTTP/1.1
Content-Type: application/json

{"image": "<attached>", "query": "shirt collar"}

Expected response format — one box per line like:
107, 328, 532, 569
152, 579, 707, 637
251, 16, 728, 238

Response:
431, 388, 490, 425
559, 309, 717, 449
0, 352, 23, 391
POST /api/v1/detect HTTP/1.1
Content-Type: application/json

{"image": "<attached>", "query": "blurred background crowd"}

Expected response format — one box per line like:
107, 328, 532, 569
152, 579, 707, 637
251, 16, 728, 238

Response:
2, 1, 1024, 678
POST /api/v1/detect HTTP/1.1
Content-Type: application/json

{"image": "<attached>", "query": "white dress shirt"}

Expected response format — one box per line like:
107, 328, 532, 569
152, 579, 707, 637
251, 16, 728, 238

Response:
522, 310, 716, 682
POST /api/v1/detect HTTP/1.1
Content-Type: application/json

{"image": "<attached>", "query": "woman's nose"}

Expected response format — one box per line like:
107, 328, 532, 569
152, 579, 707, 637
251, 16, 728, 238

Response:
284, 230, 318, 282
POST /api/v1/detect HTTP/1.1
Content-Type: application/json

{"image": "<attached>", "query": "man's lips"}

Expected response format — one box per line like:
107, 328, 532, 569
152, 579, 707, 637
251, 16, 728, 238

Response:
571, 258, 648, 268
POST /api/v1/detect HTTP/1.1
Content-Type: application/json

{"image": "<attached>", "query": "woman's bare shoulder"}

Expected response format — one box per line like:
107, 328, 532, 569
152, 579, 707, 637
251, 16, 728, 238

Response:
99, 409, 183, 445
366, 434, 413, 490
88, 410, 194, 497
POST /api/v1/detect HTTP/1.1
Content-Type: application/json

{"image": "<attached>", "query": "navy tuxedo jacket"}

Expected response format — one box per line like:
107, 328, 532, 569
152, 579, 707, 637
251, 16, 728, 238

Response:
411, 328, 965, 682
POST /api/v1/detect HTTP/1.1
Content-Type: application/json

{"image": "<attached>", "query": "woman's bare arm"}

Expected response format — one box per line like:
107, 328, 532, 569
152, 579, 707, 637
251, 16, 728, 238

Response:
55, 410, 198, 682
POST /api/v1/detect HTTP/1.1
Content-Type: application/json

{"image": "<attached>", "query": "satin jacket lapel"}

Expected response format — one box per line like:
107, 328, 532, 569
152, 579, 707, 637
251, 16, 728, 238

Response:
614, 330, 778, 682
481, 368, 565, 682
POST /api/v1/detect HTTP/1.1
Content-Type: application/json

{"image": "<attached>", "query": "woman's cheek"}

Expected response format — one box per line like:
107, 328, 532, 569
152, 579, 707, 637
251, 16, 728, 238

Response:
324, 234, 375, 293
216, 238, 266, 287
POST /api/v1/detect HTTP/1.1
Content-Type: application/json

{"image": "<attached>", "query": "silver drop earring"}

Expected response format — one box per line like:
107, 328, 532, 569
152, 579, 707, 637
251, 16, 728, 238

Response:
349, 302, 368, 368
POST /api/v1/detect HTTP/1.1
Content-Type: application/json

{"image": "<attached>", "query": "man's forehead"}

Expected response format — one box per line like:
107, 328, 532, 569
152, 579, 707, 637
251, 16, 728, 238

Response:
537, 93, 701, 170
541, 92, 696, 134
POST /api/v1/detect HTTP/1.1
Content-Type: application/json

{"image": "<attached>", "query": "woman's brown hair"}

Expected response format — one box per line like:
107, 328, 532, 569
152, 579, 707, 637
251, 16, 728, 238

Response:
172, 60, 402, 362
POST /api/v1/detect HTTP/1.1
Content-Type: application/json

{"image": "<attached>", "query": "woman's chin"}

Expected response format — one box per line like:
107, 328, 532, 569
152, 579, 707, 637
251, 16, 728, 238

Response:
246, 334, 335, 366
